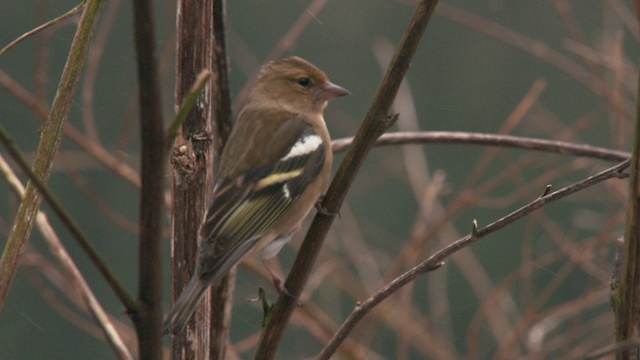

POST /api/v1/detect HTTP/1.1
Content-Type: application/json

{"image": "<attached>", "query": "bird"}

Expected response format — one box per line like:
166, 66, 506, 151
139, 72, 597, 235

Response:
163, 56, 350, 335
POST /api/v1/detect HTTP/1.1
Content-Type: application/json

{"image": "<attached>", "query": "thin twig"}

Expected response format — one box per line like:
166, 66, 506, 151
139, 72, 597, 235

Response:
318, 159, 630, 359
0, 1, 86, 57
580, 338, 640, 360
332, 131, 629, 162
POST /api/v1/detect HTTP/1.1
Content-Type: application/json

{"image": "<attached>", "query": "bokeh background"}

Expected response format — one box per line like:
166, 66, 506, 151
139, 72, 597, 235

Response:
0, 1, 636, 358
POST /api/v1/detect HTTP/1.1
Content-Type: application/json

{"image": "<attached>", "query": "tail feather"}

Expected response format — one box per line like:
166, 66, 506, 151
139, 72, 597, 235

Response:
163, 277, 208, 335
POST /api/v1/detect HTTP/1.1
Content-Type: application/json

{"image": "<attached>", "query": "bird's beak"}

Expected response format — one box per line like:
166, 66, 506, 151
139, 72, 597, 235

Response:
319, 82, 350, 101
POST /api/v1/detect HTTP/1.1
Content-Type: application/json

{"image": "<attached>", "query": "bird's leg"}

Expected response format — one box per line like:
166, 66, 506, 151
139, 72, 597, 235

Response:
261, 259, 300, 305
262, 258, 287, 295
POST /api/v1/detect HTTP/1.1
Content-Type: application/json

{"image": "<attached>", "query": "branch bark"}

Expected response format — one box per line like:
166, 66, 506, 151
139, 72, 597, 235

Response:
169, 0, 217, 358
612, 7, 640, 357
332, 131, 630, 162
131, 0, 165, 357
208, 1, 235, 359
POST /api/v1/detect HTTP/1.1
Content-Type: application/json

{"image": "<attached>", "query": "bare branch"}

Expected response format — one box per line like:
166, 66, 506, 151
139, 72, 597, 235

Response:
131, 0, 165, 356
332, 131, 629, 162
170, 0, 217, 357
318, 159, 630, 359
611, 6, 640, 357
209, 2, 235, 358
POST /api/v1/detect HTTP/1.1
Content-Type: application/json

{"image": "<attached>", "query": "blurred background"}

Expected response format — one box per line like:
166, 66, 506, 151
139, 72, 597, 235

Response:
0, 0, 636, 358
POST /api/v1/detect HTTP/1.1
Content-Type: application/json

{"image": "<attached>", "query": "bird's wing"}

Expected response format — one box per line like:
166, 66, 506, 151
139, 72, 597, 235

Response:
197, 114, 326, 280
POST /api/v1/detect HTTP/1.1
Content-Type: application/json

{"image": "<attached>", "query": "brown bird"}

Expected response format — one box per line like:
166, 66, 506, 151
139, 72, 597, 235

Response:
163, 56, 349, 335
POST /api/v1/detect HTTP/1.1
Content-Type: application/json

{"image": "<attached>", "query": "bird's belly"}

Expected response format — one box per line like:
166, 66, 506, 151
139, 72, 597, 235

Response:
259, 232, 294, 259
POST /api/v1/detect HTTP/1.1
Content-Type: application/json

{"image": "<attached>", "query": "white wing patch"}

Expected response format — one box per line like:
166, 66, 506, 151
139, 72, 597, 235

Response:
282, 134, 322, 160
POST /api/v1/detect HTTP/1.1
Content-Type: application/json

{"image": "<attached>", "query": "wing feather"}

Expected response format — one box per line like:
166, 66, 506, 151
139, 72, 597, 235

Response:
196, 113, 326, 281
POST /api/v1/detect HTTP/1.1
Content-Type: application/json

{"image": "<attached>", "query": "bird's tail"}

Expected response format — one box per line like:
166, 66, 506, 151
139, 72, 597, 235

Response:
162, 277, 208, 335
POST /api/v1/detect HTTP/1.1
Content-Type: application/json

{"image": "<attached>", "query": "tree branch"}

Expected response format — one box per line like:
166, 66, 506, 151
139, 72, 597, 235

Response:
170, 0, 216, 358
318, 158, 630, 359
332, 131, 629, 162
209, 1, 235, 358
611, 5, 640, 357
131, 0, 165, 357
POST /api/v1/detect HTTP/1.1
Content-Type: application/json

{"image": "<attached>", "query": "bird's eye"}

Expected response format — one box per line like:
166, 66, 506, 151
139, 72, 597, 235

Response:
297, 77, 311, 87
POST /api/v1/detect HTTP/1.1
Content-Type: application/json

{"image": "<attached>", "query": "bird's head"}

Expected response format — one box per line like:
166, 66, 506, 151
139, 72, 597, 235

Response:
252, 56, 350, 114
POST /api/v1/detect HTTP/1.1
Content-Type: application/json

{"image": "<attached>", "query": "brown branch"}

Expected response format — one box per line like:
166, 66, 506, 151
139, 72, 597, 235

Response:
131, 0, 165, 357
211, 0, 232, 153
252, 1, 440, 359
332, 131, 630, 162
611, 6, 640, 357
208, 1, 235, 359
170, 0, 216, 358
318, 159, 630, 359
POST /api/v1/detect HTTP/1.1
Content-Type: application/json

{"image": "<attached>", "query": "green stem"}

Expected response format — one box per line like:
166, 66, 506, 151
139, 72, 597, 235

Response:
0, 0, 116, 312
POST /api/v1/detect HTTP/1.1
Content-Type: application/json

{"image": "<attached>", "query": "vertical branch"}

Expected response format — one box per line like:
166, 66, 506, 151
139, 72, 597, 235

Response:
0, 0, 105, 311
612, 5, 640, 358
131, 0, 164, 358
170, 0, 215, 358
252, 1, 440, 359
212, 0, 232, 153
209, 1, 234, 359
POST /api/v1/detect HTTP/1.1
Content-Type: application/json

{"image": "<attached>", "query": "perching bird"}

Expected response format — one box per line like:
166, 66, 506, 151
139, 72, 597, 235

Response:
163, 56, 349, 335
